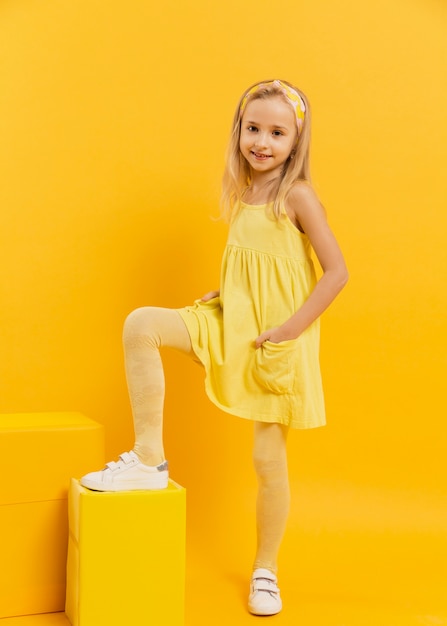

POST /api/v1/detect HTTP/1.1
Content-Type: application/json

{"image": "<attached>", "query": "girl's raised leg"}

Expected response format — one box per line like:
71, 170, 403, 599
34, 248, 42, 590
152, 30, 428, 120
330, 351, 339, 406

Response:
80, 307, 193, 491
123, 306, 193, 466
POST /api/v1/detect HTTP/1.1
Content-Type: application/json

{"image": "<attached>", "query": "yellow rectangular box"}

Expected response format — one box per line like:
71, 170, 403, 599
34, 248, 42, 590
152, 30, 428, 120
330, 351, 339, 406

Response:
0, 413, 104, 618
66, 478, 186, 626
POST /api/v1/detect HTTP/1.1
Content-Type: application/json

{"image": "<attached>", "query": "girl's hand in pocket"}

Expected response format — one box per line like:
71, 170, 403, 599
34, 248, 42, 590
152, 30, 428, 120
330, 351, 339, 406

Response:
255, 326, 296, 348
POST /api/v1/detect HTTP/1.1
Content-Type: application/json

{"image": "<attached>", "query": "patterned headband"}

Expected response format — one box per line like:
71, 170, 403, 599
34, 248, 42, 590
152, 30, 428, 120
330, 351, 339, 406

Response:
240, 80, 306, 134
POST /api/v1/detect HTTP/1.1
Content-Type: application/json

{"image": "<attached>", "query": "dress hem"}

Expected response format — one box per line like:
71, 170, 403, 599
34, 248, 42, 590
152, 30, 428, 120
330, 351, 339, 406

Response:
203, 385, 326, 429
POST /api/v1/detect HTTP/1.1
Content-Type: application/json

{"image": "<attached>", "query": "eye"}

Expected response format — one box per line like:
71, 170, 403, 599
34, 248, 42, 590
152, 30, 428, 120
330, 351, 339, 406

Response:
247, 125, 258, 132
272, 130, 283, 136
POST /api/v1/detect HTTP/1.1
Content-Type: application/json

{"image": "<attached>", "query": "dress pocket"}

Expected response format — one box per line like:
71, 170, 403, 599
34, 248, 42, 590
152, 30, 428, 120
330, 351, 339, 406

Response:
253, 339, 298, 394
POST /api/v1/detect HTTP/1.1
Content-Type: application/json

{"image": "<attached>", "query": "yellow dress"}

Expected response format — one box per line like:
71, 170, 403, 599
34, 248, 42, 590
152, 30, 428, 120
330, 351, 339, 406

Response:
178, 201, 325, 429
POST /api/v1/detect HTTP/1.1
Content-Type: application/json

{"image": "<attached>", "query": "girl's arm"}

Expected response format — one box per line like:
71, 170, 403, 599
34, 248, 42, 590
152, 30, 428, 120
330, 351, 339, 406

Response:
255, 183, 348, 347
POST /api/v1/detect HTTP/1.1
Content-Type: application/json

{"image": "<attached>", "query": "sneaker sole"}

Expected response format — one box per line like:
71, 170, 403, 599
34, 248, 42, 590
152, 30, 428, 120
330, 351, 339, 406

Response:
79, 474, 169, 492
248, 604, 282, 616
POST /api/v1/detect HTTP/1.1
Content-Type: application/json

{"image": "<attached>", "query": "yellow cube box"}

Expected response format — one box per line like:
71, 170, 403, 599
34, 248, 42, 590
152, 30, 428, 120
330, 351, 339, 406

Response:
0, 413, 104, 618
66, 479, 186, 626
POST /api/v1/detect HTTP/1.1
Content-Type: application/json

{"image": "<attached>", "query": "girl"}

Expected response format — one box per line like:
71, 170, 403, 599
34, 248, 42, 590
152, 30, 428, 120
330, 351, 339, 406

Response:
81, 79, 348, 616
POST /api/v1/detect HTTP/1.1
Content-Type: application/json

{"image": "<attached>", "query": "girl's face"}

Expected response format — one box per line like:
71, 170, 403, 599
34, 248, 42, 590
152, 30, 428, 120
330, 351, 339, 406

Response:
239, 96, 297, 180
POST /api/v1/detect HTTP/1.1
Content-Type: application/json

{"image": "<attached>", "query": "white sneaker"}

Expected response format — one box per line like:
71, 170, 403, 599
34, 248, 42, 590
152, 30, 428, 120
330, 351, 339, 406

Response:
248, 568, 282, 616
80, 451, 169, 492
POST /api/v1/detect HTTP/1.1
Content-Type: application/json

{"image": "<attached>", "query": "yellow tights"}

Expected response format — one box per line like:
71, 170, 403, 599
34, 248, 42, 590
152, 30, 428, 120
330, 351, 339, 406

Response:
123, 306, 290, 575
123, 306, 194, 466
252, 422, 290, 574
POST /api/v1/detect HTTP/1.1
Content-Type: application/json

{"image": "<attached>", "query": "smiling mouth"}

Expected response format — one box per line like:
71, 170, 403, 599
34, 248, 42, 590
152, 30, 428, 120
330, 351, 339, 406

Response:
251, 151, 272, 160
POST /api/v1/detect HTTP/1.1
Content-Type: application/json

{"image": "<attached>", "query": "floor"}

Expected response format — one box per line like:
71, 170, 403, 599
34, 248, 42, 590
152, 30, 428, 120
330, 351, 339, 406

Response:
1, 586, 445, 626
2, 479, 446, 625
2, 558, 445, 625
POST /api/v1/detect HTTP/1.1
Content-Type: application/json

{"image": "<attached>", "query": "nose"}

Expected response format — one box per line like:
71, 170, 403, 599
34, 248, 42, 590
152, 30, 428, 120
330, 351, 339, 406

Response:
254, 131, 269, 149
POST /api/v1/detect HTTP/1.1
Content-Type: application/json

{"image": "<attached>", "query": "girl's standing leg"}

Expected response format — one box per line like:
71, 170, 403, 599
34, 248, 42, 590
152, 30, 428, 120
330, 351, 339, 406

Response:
249, 421, 290, 615
252, 421, 290, 572
80, 306, 193, 491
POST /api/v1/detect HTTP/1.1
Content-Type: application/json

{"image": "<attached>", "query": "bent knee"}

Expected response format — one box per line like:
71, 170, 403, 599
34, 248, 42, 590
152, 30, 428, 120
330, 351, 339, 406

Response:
123, 307, 160, 349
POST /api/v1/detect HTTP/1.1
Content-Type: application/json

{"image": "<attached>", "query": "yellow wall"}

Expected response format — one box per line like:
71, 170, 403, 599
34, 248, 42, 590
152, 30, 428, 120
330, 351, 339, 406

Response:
1, 0, 446, 606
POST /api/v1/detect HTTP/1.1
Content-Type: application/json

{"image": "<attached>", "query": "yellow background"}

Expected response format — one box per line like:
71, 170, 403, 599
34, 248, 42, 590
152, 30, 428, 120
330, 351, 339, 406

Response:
1, 0, 446, 623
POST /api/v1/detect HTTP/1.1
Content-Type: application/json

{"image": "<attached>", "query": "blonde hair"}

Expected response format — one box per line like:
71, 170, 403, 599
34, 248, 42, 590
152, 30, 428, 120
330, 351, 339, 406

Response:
221, 79, 311, 221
